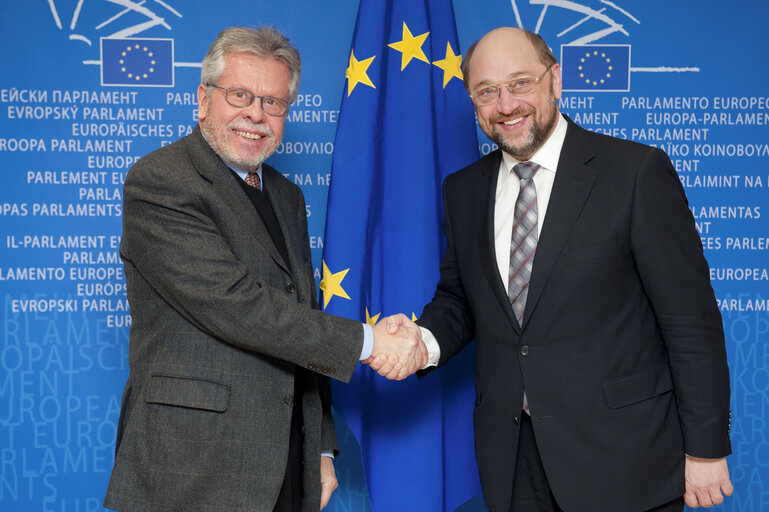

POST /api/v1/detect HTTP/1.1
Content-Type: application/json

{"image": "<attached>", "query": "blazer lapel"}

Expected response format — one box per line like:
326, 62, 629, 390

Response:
523, 121, 598, 326
184, 127, 291, 275
478, 151, 522, 334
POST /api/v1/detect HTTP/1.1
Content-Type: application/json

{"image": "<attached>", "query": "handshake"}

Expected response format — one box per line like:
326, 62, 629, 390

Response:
362, 314, 427, 380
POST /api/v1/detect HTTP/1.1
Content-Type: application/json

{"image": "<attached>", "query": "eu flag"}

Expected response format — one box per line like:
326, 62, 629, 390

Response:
322, 0, 481, 510
561, 44, 630, 91
101, 38, 174, 87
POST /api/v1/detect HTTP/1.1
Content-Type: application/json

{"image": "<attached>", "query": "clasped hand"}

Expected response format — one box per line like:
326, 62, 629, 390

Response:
362, 314, 427, 380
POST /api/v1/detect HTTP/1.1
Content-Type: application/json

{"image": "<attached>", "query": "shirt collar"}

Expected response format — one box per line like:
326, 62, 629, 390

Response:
226, 160, 263, 185
500, 113, 568, 177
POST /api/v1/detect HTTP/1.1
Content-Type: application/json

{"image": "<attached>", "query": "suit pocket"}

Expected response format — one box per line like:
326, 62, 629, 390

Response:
601, 361, 673, 409
562, 242, 623, 267
145, 374, 230, 412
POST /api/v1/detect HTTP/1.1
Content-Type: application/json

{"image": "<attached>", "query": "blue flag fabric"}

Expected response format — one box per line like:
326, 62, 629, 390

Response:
101, 38, 174, 86
561, 44, 630, 91
322, 0, 481, 510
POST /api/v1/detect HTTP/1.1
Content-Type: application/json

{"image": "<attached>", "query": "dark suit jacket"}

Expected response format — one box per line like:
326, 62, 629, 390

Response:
104, 127, 363, 512
419, 119, 731, 512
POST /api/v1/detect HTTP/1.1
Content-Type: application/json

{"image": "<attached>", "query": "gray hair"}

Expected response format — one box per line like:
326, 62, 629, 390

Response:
200, 26, 301, 104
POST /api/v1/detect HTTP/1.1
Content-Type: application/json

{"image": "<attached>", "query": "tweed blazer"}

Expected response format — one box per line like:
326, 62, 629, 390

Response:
104, 127, 363, 512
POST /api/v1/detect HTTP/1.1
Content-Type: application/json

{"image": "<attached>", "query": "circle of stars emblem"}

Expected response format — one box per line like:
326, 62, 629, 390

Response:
119, 43, 157, 82
578, 50, 613, 87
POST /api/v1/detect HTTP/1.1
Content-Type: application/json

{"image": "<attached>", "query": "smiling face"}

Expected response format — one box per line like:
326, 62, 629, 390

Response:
198, 52, 290, 170
468, 28, 562, 161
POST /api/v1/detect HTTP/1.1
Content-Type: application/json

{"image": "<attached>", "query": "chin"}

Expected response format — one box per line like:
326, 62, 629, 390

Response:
495, 132, 535, 157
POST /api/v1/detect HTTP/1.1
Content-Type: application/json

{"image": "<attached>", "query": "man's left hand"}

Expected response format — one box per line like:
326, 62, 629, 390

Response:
684, 455, 733, 508
320, 456, 338, 510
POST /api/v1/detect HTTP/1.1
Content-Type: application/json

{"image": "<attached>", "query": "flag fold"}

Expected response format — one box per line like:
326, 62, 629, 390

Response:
322, 0, 481, 510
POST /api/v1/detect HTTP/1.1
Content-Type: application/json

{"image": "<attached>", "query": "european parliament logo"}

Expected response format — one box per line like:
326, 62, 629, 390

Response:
561, 45, 630, 92
101, 38, 174, 87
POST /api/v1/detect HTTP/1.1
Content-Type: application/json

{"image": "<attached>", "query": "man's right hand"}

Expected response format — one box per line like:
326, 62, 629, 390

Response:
363, 314, 426, 380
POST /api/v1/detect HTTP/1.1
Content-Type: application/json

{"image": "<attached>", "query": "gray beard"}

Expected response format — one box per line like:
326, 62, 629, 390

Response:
492, 99, 558, 160
201, 118, 278, 169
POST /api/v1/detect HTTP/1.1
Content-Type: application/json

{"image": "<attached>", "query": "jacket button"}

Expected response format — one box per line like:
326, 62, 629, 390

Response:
284, 395, 294, 405
285, 283, 296, 293
520, 345, 529, 356
513, 416, 520, 424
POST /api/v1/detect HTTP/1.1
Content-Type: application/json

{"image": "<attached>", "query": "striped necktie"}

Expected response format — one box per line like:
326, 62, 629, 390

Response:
508, 161, 540, 326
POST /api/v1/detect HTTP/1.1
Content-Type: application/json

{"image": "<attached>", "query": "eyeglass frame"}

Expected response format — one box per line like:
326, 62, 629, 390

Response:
205, 84, 290, 117
469, 63, 555, 105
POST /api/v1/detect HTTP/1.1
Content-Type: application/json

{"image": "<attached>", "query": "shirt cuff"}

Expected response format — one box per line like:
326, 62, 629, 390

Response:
321, 451, 335, 459
420, 326, 440, 368
360, 323, 373, 360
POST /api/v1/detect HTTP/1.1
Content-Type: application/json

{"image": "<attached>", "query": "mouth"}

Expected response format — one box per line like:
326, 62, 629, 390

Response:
501, 116, 525, 126
232, 129, 264, 140
497, 115, 529, 128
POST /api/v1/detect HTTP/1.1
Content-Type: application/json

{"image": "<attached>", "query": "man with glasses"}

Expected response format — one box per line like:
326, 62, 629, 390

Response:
379, 27, 732, 511
104, 26, 425, 512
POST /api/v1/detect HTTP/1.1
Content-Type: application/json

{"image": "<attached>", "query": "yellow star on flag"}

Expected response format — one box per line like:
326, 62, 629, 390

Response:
388, 22, 429, 71
345, 49, 376, 97
365, 307, 381, 327
432, 41, 463, 88
320, 261, 351, 309
412, 313, 418, 322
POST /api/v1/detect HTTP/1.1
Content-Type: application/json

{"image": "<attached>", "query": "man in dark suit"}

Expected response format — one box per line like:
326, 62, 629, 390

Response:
378, 27, 732, 511
103, 26, 425, 512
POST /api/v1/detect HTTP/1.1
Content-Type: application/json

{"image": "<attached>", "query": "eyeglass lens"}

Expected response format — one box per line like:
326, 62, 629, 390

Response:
222, 87, 287, 116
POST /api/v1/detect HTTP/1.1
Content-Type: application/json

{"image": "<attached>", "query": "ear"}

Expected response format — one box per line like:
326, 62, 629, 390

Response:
550, 63, 563, 100
197, 84, 209, 122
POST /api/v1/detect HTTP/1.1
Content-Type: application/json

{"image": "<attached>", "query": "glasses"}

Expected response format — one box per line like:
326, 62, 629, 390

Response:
207, 84, 289, 117
470, 63, 554, 105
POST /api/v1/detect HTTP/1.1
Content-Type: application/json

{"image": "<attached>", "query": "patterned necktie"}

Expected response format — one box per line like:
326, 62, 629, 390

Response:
508, 161, 540, 326
245, 171, 261, 190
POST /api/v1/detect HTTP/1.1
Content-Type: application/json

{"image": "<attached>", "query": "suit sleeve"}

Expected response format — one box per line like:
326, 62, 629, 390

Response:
418, 177, 476, 367
630, 147, 731, 458
121, 157, 363, 384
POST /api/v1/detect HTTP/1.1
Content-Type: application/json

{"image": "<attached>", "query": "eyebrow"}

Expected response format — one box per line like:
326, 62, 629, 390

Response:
221, 84, 288, 100
472, 71, 535, 88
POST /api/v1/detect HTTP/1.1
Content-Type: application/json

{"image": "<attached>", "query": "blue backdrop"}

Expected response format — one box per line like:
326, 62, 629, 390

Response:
1, 1, 767, 511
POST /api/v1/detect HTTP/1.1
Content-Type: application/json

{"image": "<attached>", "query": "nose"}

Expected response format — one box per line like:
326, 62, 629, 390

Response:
496, 87, 522, 115
242, 97, 267, 123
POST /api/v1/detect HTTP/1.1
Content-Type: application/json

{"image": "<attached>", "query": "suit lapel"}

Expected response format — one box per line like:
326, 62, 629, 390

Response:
478, 151, 522, 334
184, 127, 291, 275
523, 122, 598, 326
